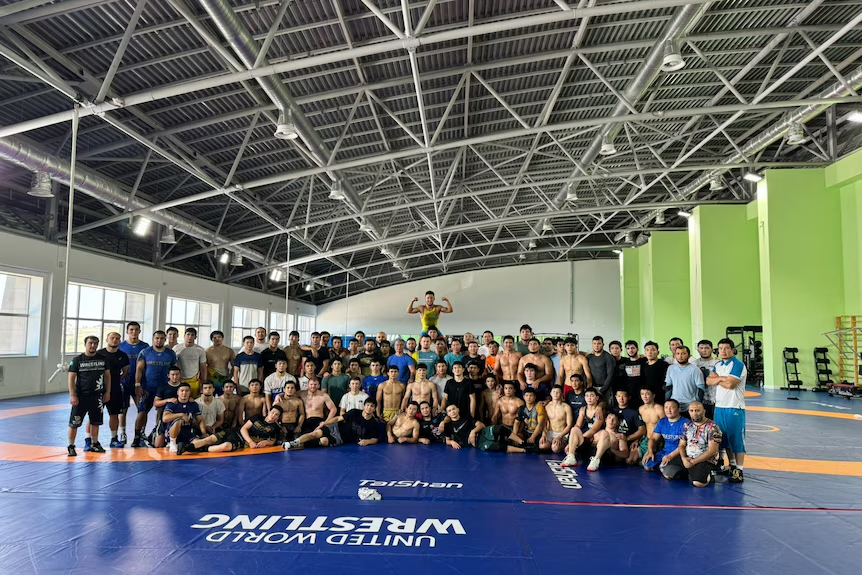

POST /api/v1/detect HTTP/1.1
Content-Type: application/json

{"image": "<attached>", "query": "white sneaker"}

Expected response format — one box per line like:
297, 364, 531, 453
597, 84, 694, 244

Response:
283, 439, 302, 450
560, 453, 578, 467
169, 443, 178, 453
587, 456, 601, 472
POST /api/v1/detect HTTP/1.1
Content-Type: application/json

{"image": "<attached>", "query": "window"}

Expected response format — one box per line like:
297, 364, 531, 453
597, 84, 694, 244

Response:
166, 297, 220, 340
269, 311, 295, 335
0, 271, 42, 356
297, 315, 316, 345
231, 306, 266, 348
65, 283, 147, 354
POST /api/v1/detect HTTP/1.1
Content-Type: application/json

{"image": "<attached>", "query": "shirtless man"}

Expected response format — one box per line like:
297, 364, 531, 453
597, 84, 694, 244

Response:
401, 364, 439, 413
273, 381, 305, 441
284, 330, 304, 378
494, 335, 523, 390
540, 385, 573, 454
635, 387, 666, 465
492, 381, 524, 428
220, 381, 240, 428
237, 379, 266, 426
518, 338, 555, 390
206, 330, 235, 394
480, 375, 502, 425
376, 366, 406, 423
558, 337, 592, 388
302, 378, 337, 432
387, 402, 421, 444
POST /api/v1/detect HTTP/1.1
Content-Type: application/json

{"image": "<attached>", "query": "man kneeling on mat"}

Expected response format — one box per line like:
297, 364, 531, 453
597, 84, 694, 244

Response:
177, 405, 284, 454
284, 398, 379, 449
660, 401, 722, 487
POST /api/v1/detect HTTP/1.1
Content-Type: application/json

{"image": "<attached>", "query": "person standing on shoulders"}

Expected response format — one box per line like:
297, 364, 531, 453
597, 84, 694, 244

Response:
407, 291, 453, 336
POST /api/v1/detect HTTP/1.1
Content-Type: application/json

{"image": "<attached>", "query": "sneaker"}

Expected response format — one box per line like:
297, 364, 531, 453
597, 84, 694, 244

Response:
560, 453, 579, 467
587, 456, 601, 472
169, 443, 178, 453
83, 438, 92, 452
109, 438, 123, 448
729, 468, 744, 483
67, 445, 77, 457
130, 436, 144, 448
119, 432, 127, 444
283, 439, 302, 450
90, 442, 106, 453
176, 442, 188, 456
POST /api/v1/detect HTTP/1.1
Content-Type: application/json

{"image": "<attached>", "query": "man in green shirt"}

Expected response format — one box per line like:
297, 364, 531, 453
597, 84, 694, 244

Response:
323, 357, 350, 408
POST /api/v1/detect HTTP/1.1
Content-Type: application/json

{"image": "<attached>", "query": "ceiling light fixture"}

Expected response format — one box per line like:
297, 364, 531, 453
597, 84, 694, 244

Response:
565, 182, 578, 202
528, 240, 537, 249
28, 171, 53, 198
381, 246, 392, 257
358, 221, 372, 233
612, 249, 622, 254
599, 136, 617, 156
518, 253, 526, 260
132, 217, 152, 237
305, 283, 313, 292
624, 231, 634, 244
542, 220, 553, 232
269, 268, 286, 282
219, 251, 230, 264
786, 122, 806, 145
230, 253, 243, 267
402, 272, 411, 279
678, 210, 691, 218
328, 181, 346, 201
159, 225, 177, 244
274, 110, 299, 140
655, 212, 665, 225
847, 109, 862, 123
661, 40, 686, 72
709, 176, 723, 191
743, 172, 763, 183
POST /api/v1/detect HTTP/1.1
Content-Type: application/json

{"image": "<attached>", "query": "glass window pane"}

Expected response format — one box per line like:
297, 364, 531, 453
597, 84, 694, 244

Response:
200, 303, 211, 324
233, 307, 242, 326
66, 284, 78, 317
0, 316, 27, 354
185, 301, 199, 324
231, 328, 244, 349
102, 322, 123, 344
167, 298, 183, 324
65, 319, 78, 354
104, 290, 125, 320
79, 286, 103, 319
0, 274, 30, 314
125, 293, 145, 320
77, 320, 102, 353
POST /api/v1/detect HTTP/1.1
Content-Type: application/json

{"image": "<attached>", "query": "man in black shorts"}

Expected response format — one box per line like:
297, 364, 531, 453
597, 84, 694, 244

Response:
178, 405, 284, 454
284, 398, 380, 449
67, 335, 111, 456
99, 331, 130, 448
661, 401, 722, 487
163, 382, 206, 453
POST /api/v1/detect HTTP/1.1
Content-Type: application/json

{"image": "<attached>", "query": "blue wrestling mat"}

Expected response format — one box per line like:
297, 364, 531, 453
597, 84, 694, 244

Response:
0, 389, 860, 574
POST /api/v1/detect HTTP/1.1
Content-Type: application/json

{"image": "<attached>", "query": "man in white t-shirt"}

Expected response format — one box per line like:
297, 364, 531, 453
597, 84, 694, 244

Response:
195, 381, 225, 435
339, 376, 369, 415
429, 360, 450, 412
707, 338, 747, 484
253, 327, 269, 354
173, 327, 208, 399
264, 359, 297, 411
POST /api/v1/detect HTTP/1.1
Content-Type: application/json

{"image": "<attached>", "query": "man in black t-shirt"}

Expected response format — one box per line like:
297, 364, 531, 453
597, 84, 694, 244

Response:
612, 389, 646, 465
564, 373, 586, 415
357, 339, 383, 377
150, 366, 182, 448
178, 405, 285, 454
67, 335, 111, 456
443, 362, 475, 419
260, 332, 288, 379
301, 332, 330, 378
619, 340, 648, 407
443, 404, 483, 449
284, 398, 380, 449
99, 331, 130, 448
642, 341, 669, 405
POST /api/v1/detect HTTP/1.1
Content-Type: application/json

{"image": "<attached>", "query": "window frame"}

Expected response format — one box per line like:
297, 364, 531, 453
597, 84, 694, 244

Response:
230, 305, 267, 348
0, 268, 43, 357
165, 296, 220, 342
64, 281, 151, 355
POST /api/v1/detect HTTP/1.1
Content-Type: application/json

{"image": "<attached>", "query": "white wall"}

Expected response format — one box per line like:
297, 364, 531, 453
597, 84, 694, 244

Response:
317, 260, 621, 341
0, 231, 315, 400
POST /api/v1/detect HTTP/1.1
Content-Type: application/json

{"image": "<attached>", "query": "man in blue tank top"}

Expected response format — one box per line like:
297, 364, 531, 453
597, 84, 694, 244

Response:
117, 321, 149, 446
132, 330, 177, 447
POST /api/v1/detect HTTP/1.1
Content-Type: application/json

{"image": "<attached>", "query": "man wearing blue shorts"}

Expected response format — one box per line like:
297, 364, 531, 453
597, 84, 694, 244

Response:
707, 338, 747, 483
133, 330, 177, 447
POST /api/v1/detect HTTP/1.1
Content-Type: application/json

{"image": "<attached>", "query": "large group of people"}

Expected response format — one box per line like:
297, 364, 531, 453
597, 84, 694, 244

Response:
66, 291, 748, 487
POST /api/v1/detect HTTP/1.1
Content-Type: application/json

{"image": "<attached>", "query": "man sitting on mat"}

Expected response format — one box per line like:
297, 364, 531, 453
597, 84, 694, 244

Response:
177, 404, 284, 455
284, 398, 379, 449
642, 398, 689, 472
660, 401, 722, 487
387, 402, 421, 444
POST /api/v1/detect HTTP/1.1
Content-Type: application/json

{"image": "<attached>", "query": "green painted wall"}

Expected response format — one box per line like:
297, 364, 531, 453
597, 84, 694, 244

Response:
620, 249, 641, 344
648, 232, 692, 351
839, 181, 862, 313
690, 205, 761, 344
759, 169, 844, 388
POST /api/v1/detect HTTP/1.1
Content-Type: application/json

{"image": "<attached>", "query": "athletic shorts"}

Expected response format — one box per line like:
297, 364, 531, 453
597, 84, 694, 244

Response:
662, 455, 715, 485
182, 376, 201, 399
166, 420, 198, 443
638, 436, 650, 458
477, 425, 512, 452
215, 428, 245, 451
208, 369, 228, 395
69, 395, 103, 428
382, 408, 398, 423
138, 388, 156, 413
714, 407, 746, 453
545, 429, 569, 445
279, 422, 298, 443
302, 417, 324, 433
321, 423, 344, 446
106, 381, 125, 416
